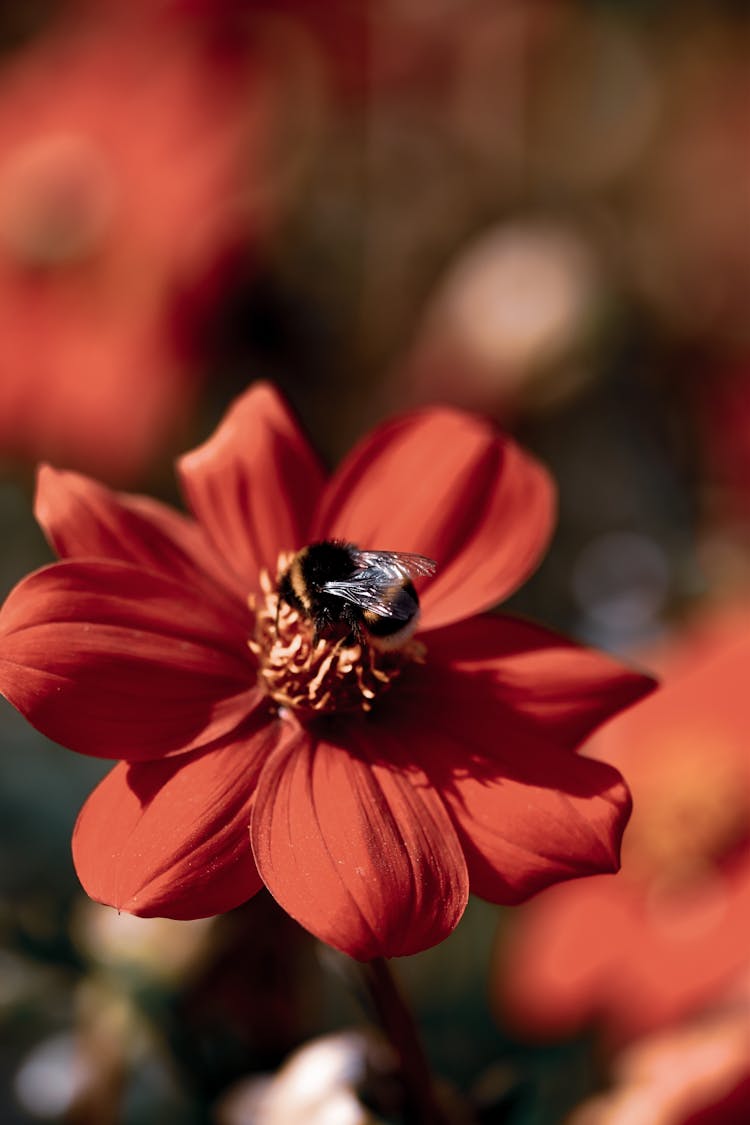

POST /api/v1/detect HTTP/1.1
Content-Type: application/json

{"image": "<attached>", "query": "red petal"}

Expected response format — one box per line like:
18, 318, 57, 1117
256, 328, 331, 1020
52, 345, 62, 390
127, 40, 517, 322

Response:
500, 853, 750, 1044
377, 667, 633, 902
251, 723, 469, 959
411, 614, 656, 751
72, 724, 276, 919
440, 746, 631, 902
178, 382, 327, 593
313, 407, 555, 629
35, 464, 245, 607
497, 877, 629, 1039
0, 560, 260, 760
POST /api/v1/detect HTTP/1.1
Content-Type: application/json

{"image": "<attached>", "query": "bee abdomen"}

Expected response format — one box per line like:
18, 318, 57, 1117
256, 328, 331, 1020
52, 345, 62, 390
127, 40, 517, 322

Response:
363, 581, 420, 650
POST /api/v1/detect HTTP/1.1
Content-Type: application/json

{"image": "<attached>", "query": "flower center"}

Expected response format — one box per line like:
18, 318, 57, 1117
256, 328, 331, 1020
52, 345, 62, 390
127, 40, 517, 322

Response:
622, 736, 750, 893
248, 554, 425, 718
0, 133, 116, 269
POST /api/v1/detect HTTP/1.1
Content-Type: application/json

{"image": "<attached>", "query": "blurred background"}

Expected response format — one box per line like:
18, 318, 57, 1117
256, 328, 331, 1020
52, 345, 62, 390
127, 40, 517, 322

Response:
0, 1, 749, 1122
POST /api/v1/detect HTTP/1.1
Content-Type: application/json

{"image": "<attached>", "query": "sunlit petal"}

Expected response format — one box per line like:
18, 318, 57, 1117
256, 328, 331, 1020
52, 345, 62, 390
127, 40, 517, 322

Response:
73, 724, 277, 918
178, 382, 326, 591
314, 406, 555, 628
251, 724, 469, 959
0, 560, 259, 760
35, 463, 242, 605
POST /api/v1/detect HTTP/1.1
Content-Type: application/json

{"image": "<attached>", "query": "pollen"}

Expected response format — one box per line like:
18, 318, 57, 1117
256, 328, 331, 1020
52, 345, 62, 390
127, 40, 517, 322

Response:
248, 556, 425, 718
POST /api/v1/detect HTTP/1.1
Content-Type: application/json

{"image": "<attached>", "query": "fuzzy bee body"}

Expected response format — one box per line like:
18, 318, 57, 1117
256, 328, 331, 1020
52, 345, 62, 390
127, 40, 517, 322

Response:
277, 540, 436, 650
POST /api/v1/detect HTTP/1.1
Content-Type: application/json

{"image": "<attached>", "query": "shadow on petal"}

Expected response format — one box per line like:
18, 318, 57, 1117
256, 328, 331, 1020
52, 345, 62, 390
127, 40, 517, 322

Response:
73, 714, 283, 920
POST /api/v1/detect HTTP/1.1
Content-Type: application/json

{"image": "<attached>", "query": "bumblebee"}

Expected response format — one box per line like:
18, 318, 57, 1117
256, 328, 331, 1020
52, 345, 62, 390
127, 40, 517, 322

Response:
277, 540, 436, 650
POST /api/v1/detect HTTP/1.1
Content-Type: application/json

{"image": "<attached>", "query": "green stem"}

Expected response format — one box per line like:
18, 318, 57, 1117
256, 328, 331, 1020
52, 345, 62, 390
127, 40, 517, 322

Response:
359, 956, 452, 1125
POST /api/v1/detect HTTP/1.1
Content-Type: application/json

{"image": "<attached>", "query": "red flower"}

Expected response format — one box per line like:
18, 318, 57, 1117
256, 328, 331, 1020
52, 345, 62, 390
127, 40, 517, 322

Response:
568, 980, 750, 1125
495, 609, 750, 1043
0, 383, 653, 959
0, 7, 271, 482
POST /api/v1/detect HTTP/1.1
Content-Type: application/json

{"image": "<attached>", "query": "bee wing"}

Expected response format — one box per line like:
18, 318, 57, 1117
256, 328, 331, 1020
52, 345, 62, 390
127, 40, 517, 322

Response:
354, 551, 437, 581
322, 569, 416, 620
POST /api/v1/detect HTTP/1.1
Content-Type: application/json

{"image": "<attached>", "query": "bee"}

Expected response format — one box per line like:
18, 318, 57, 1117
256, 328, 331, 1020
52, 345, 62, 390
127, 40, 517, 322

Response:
277, 540, 436, 650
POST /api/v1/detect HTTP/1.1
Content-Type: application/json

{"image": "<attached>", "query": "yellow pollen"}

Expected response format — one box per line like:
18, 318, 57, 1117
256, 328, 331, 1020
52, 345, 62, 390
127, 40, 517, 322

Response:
248, 554, 425, 718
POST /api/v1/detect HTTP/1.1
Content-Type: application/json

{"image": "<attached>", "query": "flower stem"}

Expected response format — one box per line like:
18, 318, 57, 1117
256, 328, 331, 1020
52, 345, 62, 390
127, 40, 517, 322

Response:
359, 956, 452, 1125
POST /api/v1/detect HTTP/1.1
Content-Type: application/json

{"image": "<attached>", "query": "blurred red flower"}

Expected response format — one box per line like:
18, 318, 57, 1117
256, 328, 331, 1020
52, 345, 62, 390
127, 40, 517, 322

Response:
0, 6, 271, 483
568, 976, 750, 1125
495, 610, 750, 1043
0, 383, 653, 959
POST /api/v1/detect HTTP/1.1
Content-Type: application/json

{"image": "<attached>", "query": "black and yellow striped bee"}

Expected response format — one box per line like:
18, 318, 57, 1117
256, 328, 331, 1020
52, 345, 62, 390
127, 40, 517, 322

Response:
277, 539, 436, 650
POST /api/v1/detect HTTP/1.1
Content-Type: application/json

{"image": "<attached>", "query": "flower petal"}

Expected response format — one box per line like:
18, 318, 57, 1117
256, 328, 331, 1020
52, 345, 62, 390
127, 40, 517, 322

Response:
178, 382, 327, 591
251, 723, 469, 959
72, 724, 276, 919
377, 665, 633, 902
35, 463, 244, 606
496, 876, 630, 1039
314, 406, 556, 629
0, 560, 260, 760
410, 614, 656, 751
439, 746, 632, 902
